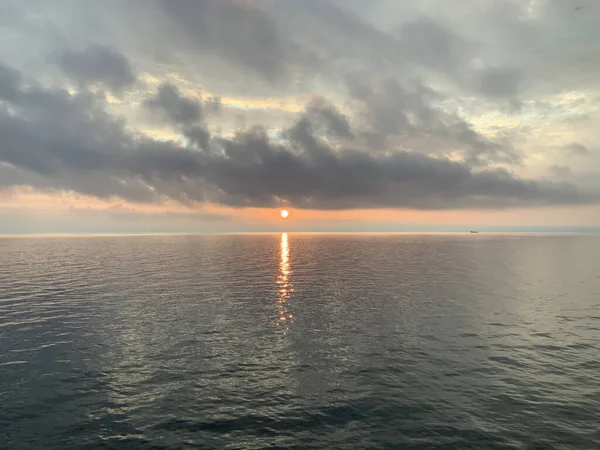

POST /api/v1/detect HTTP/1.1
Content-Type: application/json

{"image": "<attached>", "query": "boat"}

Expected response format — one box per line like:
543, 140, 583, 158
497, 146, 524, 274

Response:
470, 230, 479, 234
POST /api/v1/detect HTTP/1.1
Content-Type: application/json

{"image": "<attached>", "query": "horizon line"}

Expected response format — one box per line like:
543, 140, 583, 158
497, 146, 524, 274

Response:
2, 230, 600, 239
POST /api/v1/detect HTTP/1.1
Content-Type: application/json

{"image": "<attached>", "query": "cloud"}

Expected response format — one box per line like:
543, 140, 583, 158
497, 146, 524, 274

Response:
144, 83, 210, 149
563, 142, 590, 156
305, 96, 354, 139
145, 83, 203, 125
476, 66, 522, 99
0, 62, 595, 212
0, 63, 21, 102
206, 126, 591, 210
158, 0, 289, 82
550, 165, 573, 179
345, 76, 521, 165
55, 45, 136, 92
397, 18, 471, 73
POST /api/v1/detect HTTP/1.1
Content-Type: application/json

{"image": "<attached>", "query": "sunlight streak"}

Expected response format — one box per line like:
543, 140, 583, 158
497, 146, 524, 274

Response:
276, 233, 294, 327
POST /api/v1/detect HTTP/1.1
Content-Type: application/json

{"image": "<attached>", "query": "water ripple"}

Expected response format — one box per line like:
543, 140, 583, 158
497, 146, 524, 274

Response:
0, 234, 599, 449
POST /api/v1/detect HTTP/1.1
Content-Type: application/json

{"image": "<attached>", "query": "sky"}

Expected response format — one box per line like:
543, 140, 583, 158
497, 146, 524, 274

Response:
1, 0, 600, 233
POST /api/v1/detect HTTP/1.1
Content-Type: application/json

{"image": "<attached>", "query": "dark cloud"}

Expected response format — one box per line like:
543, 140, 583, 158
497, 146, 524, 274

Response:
184, 126, 211, 152
1, 0, 599, 219
397, 18, 471, 73
8, 0, 600, 100
0, 63, 21, 102
145, 83, 203, 125
346, 76, 521, 165
0, 62, 595, 212
305, 96, 354, 139
563, 142, 590, 156
159, 0, 288, 82
276, 4, 523, 102
476, 66, 522, 99
204, 96, 223, 115
20, 0, 537, 107
55, 45, 136, 92
395, 17, 524, 101
280, 1, 397, 67
144, 83, 211, 150
0, 61, 150, 201
550, 165, 573, 179
206, 126, 587, 210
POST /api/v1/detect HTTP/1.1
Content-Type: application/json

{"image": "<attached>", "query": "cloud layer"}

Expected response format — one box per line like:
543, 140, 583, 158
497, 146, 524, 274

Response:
1, 0, 599, 225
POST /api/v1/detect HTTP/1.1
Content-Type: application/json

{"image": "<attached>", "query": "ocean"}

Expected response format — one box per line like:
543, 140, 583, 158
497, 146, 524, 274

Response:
1, 234, 599, 449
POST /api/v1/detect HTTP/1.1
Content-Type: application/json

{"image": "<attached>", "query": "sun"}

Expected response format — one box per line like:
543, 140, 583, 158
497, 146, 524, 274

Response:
280, 209, 289, 219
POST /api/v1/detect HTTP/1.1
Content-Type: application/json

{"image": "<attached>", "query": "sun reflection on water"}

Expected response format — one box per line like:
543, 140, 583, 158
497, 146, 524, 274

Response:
277, 233, 294, 326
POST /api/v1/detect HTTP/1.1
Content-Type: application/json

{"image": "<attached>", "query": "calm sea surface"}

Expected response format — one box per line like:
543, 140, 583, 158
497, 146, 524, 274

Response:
0, 234, 599, 449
